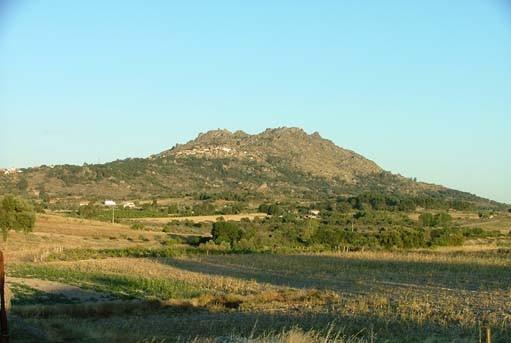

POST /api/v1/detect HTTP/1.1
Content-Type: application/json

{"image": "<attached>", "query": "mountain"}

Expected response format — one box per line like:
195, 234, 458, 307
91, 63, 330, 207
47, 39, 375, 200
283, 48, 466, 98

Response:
0, 127, 503, 208
157, 127, 382, 182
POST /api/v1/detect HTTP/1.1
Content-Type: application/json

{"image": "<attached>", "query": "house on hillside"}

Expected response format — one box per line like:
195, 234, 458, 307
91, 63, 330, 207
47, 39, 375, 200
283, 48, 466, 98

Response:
305, 209, 321, 219
103, 200, 116, 207
2, 168, 21, 175
123, 201, 136, 209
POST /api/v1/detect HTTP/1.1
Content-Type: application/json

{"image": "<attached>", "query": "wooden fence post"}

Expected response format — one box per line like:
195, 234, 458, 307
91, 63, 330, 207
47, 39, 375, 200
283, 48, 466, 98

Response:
0, 251, 9, 343
482, 326, 491, 343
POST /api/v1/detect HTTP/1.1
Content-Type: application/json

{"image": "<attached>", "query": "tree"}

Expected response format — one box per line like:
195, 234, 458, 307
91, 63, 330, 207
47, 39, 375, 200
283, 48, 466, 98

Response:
434, 212, 452, 227
0, 195, 36, 241
299, 219, 319, 243
16, 178, 28, 192
78, 203, 98, 218
258, 203, 283, 216
39, 189, 51, 208
419, 212, 451, 227
211, 221, 243, 246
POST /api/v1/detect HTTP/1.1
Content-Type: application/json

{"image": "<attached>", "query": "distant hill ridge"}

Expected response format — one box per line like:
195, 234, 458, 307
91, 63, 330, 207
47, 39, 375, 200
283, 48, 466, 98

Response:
157, 127, 382, 182
0, 127, 503, 208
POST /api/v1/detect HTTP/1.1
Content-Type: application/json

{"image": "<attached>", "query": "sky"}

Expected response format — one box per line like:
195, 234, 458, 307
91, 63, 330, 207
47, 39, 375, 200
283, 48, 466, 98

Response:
0, 1, 510, 204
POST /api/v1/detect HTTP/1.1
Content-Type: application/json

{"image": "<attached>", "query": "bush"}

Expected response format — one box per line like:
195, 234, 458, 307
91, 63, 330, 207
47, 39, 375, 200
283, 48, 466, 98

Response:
138, 234, 150, 242
130, 222, 145, 230
258, 204, 283, 216
461, 227, 492, 238
0, 194, 36, 240
185, 235, 209, 246
377, 228, 425, 249
430, 228, 464, 246
199, 240, 231, 252
78, 204, 99, 218
211, 221, 243, 245
419, 212, 451, 227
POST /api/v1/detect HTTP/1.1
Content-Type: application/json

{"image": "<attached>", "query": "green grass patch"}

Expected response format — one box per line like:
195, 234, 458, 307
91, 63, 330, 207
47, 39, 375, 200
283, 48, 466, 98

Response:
10, 283, 77, 306
43, 246, 260, 262
8, 264, 203, 300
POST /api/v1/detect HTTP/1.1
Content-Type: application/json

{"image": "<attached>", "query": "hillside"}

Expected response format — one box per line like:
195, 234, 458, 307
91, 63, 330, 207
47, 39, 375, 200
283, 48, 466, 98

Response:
0, 127, 503, 208
158, 128, 382, 181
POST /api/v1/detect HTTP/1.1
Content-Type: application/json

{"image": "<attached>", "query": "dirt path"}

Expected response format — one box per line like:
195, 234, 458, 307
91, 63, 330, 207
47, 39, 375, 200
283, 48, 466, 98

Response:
8, 277, 114, 302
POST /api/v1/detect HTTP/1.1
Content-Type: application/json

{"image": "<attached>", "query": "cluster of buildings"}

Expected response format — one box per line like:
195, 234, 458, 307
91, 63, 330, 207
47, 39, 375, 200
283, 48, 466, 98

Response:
0, 168, 22, 175
79, 200, 137, 209
174, 146, 255, 160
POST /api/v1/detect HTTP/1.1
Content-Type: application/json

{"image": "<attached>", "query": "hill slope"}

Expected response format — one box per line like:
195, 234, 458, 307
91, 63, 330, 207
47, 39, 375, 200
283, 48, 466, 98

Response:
158, 127, 382, 182
0, 127, 503, 208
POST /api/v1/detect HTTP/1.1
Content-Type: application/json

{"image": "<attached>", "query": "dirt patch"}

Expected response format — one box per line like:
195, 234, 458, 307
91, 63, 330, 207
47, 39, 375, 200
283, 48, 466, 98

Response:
8, 277, 114, 302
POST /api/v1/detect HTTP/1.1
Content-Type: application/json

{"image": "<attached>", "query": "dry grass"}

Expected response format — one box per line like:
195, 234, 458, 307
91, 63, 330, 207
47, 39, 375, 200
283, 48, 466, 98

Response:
1, 214, 166, 263
135, 213, 268, 224
16, 250, 511, 328
6, 213, 511, 342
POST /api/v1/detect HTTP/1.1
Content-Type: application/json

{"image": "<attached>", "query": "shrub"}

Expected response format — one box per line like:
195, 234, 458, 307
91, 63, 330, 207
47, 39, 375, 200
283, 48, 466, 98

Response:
430, 228, 464, 246
138, 234, 150, 242
185, 235, 209, 246
198, 240, 231, 251
377, 228, 425, 249
0, 194, 36, 240
162, 224, 172, 233
419, 212, 451, 227
258, 204, 283, 216
130, 222, 145, 230
211, 221, 243, 245
461, 227, 491, 238
434, 212, 452, 226
78, 204, 99, 218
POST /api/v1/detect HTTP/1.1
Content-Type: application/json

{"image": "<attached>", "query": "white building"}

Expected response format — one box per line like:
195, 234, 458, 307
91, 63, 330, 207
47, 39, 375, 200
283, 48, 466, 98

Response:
103, 200, 117, 207
123, 202, 136, 209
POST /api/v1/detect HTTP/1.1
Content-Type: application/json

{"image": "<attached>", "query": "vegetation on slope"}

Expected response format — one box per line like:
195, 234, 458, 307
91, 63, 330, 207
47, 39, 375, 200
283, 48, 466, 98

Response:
0, 128, 505, 210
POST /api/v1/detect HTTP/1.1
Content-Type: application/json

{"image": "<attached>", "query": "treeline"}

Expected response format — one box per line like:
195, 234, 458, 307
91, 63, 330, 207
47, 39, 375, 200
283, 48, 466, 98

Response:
206, 214, 498, 253
337, 193, 476, 212
257, 192, 477, 217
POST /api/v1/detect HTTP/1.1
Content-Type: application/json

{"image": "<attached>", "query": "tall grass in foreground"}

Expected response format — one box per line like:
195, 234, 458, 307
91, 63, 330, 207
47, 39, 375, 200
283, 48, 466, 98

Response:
143, 326, 369, 343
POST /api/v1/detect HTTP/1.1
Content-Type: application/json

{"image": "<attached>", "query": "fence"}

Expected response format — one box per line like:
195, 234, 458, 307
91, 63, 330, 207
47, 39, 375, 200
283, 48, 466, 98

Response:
0, 251, 8, 343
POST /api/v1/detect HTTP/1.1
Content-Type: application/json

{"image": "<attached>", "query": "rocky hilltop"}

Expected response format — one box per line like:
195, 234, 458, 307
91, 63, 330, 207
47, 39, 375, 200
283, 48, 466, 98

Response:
158, 127, 382, 182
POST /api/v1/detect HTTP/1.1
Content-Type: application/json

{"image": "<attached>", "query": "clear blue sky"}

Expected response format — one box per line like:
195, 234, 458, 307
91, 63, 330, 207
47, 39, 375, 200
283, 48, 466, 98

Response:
1, 1, 510, 204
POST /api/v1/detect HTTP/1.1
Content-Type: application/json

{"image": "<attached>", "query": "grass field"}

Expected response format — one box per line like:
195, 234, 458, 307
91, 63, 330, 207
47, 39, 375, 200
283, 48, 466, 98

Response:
4, 214, 511, 342
135, 212, 268, 224
0, 214, 168, 263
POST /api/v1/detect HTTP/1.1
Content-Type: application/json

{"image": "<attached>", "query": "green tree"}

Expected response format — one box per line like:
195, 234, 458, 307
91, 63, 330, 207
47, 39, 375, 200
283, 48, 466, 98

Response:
0, 194, 36, 241
211, 221, 243, 246
419, 213, 435, 227
434, 212, 452, 227
167, 204, 179, 214
299, 219, 319, 243
78, 203, 98, 218
16, 177, 28, 191
39, 190, 50, 203
258, 204, 283, 216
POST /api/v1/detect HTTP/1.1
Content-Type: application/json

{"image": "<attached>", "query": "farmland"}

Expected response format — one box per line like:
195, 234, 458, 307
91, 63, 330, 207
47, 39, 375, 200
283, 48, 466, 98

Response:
4, 214, 511, 342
